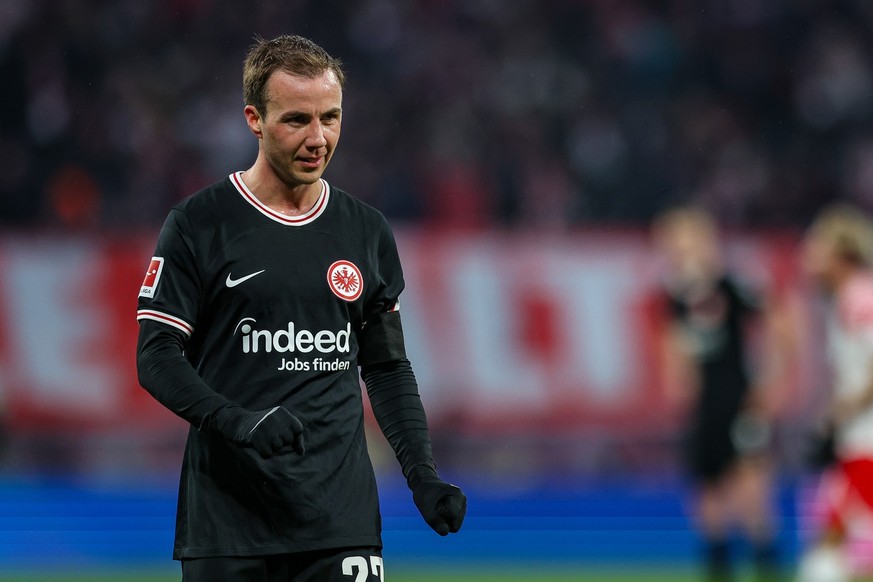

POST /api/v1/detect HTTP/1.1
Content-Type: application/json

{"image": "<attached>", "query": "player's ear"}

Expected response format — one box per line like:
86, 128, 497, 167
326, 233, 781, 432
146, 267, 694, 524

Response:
244, 105, 264, 138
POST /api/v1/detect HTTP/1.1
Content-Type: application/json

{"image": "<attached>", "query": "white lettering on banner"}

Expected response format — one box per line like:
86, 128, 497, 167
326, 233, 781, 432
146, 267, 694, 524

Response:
440, 243, 643, 409
0, 233, 808, 432
2, 243, 118, 412
543, 253, 641, 404
451, 247, 547, 408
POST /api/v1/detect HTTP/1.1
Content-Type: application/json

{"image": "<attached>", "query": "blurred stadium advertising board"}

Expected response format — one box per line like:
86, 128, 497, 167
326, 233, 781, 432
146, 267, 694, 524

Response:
0, 230, 811, 435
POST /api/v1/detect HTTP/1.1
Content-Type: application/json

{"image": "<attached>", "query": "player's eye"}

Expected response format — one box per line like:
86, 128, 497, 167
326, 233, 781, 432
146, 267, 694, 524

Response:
283, 114, 309, 125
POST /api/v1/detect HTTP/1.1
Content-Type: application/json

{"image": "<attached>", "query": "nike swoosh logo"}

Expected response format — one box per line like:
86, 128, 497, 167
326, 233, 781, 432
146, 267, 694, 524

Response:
226, 270, 265, 288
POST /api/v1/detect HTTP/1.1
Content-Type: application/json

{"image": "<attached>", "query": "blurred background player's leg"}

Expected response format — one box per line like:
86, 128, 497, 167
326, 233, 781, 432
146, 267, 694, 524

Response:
795, 469, 850, 582
695, 434, 780, 582
697, 478, 733, 582
732, 456, 780, 582
730, 411, 782, 582
691, 418, 737, 582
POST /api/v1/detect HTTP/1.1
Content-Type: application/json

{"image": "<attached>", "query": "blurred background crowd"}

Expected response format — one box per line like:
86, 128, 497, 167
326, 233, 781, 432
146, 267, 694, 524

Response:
5, 0, 873, 230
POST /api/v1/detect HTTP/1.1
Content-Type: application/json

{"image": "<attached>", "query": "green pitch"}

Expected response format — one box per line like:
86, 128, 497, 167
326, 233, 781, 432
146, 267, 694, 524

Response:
392, 568, 697, 582
0, 566, 698, 582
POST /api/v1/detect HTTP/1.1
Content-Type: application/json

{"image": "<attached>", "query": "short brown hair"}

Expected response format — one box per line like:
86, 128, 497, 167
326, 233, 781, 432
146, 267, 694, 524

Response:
243, 35, 345, 116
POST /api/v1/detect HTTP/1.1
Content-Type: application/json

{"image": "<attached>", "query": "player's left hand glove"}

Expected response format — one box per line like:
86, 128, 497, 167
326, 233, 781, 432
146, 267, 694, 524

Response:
408, 465, 467, 536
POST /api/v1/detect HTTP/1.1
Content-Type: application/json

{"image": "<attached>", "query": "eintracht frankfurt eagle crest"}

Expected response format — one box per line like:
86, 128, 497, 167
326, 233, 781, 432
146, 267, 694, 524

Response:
327, 260, 363, 302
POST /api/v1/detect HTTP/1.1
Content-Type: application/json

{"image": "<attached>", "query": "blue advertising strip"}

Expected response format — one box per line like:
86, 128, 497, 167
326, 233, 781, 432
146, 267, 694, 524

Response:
0, 475, 800, 568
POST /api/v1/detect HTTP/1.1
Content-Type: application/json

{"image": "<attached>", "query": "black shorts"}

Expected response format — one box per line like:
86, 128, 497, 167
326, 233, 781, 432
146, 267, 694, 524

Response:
685, 415, 737, 482
684, 384, 750, 482
181, 547, 383, 582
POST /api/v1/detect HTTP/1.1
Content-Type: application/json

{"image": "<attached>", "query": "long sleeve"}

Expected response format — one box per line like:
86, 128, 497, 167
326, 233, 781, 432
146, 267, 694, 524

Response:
361, 358, 435, 482
136, 319, 238, 431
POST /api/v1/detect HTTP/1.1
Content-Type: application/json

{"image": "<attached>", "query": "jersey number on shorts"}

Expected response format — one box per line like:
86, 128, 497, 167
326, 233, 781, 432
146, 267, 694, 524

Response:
342, 556, 384, 581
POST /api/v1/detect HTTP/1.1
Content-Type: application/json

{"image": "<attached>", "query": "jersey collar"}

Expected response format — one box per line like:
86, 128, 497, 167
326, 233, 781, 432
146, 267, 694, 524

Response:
230, 171, 330, 226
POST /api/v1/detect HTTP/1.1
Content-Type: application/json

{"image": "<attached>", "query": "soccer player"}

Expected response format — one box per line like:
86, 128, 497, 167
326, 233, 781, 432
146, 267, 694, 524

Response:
135, 35, 466, 582
797, 205, 873, 582
653, 208, 784, 582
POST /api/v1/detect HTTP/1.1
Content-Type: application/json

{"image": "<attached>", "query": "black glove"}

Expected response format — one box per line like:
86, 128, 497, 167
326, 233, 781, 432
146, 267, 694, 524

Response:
222, 405, 306, 459
408, 465, 466, 536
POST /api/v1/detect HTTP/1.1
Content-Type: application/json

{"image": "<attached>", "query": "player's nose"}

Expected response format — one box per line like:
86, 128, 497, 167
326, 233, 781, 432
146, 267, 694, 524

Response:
304, 120, 328, 149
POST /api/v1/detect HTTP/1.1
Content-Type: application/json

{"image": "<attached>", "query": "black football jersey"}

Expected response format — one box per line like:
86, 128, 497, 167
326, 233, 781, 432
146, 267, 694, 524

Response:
667, 275, 760, 405
136, 172, 406, 559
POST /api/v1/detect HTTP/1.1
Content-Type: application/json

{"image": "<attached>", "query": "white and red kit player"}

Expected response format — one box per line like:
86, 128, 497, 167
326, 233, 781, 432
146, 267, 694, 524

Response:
798, 205, 873, 582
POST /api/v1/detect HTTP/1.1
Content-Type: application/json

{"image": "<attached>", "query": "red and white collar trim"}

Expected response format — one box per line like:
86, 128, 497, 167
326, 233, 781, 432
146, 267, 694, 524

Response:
230, 172, 330, 226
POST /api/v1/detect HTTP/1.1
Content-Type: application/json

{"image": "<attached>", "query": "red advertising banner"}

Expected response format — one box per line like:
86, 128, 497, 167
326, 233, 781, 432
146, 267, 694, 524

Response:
0, 231, 814, 435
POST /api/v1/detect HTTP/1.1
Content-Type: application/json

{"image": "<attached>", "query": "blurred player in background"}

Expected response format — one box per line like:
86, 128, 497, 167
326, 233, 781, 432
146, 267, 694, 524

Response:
797, 205, 873, 582
135, 35, 465, 581
654, 208, 787, 582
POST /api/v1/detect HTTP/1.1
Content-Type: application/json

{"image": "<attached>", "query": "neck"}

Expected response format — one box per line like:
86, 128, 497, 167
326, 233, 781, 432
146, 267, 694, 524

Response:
241, 160, 321, 215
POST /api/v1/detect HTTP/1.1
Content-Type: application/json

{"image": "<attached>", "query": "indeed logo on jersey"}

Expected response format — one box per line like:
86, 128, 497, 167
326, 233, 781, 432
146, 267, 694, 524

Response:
234, 318, 350, 354
233, 317, 352, 373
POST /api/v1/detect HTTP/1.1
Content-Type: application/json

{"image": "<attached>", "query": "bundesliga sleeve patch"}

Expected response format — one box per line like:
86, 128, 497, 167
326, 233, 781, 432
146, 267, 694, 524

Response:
139, 257, 164, 298
327, 260, 363, 302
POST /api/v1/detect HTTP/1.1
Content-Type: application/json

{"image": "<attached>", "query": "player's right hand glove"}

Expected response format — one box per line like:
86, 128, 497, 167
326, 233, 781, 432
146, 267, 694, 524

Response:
225, 406, 306, 459
408, 465, 467, 536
